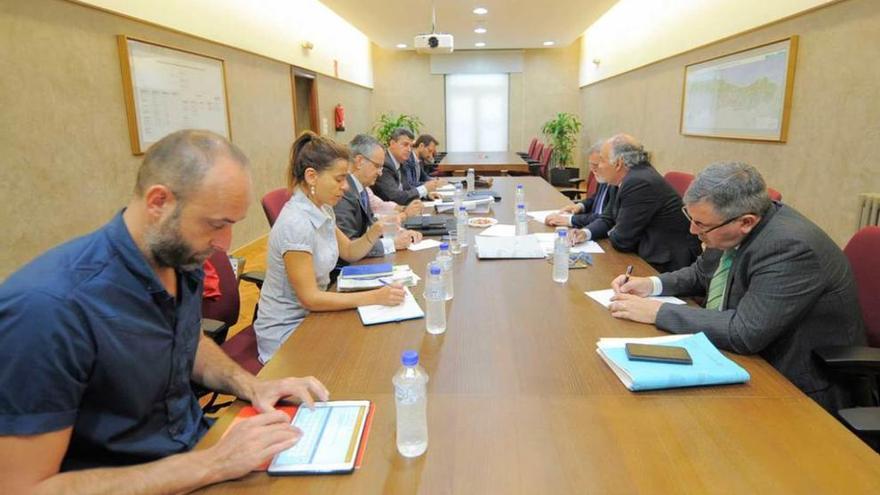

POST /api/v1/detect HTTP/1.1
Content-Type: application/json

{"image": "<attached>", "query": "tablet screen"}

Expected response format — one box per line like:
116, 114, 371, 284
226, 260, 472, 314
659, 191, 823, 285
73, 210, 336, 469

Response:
268, 400, 370, 475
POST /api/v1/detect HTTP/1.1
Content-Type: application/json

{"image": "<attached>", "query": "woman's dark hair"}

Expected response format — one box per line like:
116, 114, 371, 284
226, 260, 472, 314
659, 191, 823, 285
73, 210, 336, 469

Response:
287, 131, 351, 190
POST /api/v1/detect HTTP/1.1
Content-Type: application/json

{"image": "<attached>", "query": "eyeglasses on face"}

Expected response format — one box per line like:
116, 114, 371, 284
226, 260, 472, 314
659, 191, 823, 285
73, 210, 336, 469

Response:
358, 155, 384, 168
681, 206, 750, 234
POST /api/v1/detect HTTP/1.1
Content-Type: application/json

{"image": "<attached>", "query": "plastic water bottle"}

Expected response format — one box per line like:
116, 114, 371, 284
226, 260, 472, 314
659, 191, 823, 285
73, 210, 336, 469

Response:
425, 262, 446, 334
515, 203, 528, 236
453, 182, 463, 217
456, 206, 469, 248
436, 242, 454, 300
553, 228, 570, 283
393, 350, 429, 457
466, 168, 475, 192
514, 184, 525, 213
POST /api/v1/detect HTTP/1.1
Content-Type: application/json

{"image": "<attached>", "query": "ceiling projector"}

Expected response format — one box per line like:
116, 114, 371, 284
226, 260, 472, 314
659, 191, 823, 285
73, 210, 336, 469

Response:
415, 33, 454, 54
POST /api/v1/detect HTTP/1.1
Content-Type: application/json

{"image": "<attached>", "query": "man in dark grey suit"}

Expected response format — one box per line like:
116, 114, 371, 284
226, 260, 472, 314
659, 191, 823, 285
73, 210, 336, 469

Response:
371, 128, 442, 205
570, 134, 700, 272
335, 135, 422, 258
609, 162, 865, 412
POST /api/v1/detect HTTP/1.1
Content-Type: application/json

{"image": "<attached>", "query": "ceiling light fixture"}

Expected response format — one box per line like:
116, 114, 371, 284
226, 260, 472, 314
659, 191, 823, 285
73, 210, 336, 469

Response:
543, 41, 555, 46
475, 42, 486, 47
396, 43, 407, 48
473, 7, 488, 15
474, 27, 487, 34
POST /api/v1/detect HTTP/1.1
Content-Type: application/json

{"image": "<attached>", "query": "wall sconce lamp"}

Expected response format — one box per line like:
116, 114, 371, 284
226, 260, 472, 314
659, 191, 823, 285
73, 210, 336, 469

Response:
301, 41, 315, 50
592, 58, 601, 66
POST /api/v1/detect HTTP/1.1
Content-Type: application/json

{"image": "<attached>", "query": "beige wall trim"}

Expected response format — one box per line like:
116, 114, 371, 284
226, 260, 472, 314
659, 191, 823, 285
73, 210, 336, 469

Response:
64, 0, 375, 91
579, 0, 847, 89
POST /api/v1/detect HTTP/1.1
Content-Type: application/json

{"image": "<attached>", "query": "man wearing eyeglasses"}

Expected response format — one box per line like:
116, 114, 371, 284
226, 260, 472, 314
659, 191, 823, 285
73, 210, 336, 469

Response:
608, 161, 864, 412
335, 134, 423, 257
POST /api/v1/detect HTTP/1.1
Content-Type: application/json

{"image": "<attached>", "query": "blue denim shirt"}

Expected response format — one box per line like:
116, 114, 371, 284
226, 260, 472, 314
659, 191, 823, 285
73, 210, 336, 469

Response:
0, 212, 209, 470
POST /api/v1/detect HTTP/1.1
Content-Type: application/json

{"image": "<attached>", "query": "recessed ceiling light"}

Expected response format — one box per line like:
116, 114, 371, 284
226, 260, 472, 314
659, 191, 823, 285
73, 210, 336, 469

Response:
543, 41, 555, 46
396, 43, 407, 48
473, 7, 488, 15
474, 27, 487, 34
475, 42, 486, 47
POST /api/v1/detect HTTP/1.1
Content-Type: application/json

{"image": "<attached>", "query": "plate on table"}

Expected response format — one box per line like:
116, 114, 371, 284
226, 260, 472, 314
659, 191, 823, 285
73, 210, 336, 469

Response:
468, 217, 498, 228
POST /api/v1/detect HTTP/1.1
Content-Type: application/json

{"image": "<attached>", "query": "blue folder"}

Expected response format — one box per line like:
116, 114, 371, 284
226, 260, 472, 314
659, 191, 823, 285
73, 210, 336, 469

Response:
339, 263, 393, 279
598, 333, 750, 391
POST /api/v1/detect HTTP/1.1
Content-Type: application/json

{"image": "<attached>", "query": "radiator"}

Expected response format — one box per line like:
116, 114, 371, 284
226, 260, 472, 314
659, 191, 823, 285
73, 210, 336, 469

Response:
857, 193, 880, 229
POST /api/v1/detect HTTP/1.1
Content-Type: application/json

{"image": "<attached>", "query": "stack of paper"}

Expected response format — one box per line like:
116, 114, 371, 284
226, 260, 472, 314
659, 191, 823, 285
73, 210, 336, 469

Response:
435, 197, 493, 214
476, 224, 515, 237
533, 232, 604, 255
407, 239, 442, 251
596, 333, 751, 391
357, 287, 425, 326
474, 235, 545, 259
337, 265, 420, 292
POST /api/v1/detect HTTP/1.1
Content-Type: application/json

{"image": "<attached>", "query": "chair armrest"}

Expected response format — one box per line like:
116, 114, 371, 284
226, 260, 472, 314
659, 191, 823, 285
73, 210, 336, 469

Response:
813, 345, 880, 375
568, 178, 585, 185
201, 318, 229, 345
838, 407, 880, 435
240, 271, 265, 288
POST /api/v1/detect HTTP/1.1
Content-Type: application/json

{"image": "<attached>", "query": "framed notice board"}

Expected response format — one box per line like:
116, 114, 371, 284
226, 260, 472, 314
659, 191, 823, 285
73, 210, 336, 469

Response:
117, 35, 232, 154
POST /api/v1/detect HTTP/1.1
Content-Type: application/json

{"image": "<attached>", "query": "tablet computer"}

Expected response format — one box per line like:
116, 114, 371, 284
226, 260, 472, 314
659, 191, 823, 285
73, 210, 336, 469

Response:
268, 400, 371, 475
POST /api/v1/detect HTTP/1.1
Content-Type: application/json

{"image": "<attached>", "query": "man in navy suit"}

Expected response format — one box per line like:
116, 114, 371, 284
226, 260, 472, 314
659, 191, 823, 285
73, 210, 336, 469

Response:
546, 142, 617, 229
371, 128, 443, 205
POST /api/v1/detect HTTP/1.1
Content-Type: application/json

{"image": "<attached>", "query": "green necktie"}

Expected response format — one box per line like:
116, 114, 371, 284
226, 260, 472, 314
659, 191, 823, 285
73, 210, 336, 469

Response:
706, 250, 734, 311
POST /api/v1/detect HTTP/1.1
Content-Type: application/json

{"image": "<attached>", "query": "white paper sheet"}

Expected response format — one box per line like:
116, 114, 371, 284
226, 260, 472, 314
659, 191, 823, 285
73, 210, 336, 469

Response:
474, 235, 546, 259
408, 239, 442, 251
532, 233, 605, 254
526, 210, 564, 223
584, 289, 687, 309
357, 287, 424, 325
476, 224, 516, 237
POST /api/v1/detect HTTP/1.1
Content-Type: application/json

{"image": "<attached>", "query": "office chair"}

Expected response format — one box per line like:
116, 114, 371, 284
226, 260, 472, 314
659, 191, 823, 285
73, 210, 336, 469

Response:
813, 226, 880, 446
560, 171, 598, 200
517, 137, 538, 158
664, 171, 695, 198
261, 187, 292, 228
529, 146, 553, 180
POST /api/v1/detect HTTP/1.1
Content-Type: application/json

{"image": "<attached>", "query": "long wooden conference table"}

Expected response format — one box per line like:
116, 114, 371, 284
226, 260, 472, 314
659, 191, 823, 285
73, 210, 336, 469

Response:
436, 151, 529, 174
197, 177, 880, 493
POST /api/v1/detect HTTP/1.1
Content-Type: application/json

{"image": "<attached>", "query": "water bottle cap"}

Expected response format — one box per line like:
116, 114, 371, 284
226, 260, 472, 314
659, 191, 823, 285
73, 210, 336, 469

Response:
558, 229, 568, 237
458, 206, 466, 211
455, 182, 462, 189
439, 242, 449, 250
430, 265, 442, 275
516, 184, 523, 189
401, 350, 419, 366
516, 203, 525, 209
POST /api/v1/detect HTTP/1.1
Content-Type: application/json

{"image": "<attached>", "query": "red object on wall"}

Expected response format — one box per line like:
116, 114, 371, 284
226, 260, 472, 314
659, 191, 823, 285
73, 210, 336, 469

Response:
334, 104, 345, 132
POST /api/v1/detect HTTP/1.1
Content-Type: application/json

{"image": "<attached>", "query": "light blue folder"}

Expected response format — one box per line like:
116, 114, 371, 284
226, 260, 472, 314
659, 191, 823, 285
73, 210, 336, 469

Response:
599, 333, 750, 391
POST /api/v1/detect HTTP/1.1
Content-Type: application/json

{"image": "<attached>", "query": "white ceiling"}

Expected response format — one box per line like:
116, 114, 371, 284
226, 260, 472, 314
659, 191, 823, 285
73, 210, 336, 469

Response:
319, 0, 618, 50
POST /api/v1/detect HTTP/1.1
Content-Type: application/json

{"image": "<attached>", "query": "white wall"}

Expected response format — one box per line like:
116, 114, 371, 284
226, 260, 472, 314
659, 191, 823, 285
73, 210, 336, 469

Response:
579, 0, 837, 86
74, 0, 374, 87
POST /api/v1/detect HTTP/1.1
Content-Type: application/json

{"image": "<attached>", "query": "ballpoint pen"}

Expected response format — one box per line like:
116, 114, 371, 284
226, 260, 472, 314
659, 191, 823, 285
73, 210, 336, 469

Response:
623, 265, 634, 284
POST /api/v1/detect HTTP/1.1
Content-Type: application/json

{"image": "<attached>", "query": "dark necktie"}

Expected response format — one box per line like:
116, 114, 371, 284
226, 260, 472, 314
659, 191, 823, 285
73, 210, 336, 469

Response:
359, 189, 370, 212
593, 186, 607, 215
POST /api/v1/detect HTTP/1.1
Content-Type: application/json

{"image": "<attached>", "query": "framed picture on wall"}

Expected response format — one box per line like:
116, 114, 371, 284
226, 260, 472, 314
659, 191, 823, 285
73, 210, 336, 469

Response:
117, 35, 232, 154
680, 36, 798, 142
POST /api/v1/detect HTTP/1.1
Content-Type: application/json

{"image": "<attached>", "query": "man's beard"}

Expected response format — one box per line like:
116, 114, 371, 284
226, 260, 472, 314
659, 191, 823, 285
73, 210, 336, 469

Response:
145, 207, 212, 271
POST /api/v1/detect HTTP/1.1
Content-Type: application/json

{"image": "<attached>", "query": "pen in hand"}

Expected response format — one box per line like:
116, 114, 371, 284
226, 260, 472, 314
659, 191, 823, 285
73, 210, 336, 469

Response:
623, 265, 634, 285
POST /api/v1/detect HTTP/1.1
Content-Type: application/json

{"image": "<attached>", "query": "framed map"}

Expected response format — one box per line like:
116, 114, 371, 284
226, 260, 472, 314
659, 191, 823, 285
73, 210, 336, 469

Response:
680, 37, 798, 142
117, 36, 232, 154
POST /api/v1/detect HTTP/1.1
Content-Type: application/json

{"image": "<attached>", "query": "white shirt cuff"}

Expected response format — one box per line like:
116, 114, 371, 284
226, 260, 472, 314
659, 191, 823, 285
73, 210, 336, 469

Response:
649, 276, 663, 296
563, 214, 573, 227
580, 228, 592, 241
380, 238, 396, 255
417, 185, 428, 197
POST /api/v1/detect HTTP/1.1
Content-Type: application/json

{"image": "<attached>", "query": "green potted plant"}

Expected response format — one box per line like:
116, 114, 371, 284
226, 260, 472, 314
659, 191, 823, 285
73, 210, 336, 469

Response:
541, 112, 583, 186
372, 112, 423, 145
